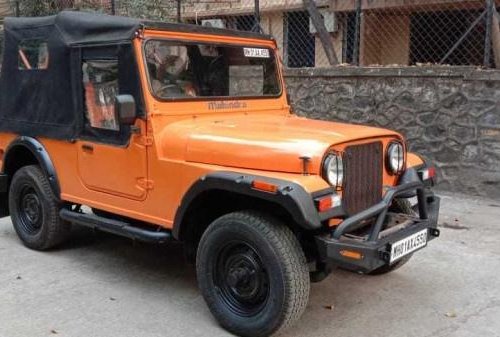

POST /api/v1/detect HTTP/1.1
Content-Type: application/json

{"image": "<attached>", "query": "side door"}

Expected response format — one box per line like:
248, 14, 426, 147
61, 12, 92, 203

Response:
76, 45, 149, 201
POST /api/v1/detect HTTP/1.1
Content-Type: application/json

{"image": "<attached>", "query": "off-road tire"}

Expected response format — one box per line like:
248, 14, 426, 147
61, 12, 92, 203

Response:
9, 165, 70, 250
367, 199, 415, 275
196, 211, 310, 337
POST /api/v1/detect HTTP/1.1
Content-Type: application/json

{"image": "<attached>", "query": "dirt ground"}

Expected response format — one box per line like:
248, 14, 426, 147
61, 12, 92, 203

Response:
0, 192, 499, 337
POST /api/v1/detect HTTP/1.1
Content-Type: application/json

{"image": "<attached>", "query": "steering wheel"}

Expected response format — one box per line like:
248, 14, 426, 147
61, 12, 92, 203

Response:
157, 82, 197, 98
156, 84, 179, 97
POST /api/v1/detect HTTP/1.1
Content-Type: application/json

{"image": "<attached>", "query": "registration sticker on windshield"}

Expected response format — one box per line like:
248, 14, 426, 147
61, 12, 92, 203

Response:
243, 48, 270, 58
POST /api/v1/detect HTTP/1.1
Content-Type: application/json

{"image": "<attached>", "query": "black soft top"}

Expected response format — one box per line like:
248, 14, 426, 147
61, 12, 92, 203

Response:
5, 11, 141, 46
5, 11, 272, 46
0, 12, 271, 141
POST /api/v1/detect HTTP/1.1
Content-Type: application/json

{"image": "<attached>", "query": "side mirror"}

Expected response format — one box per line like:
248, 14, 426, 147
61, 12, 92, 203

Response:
115, 94, 136, 125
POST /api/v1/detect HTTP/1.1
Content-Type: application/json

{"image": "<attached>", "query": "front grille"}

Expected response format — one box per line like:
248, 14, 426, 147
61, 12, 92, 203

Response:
343, 142, 383, 216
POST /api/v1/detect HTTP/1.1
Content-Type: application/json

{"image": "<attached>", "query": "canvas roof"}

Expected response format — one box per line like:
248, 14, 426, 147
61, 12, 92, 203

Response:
4, 11, 272, 47
0, 11, 271, 141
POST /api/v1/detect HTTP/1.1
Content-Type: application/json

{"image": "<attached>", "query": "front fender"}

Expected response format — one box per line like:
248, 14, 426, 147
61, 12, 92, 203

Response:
399, 153, 436, 198
172, 171, 332, 240
407, 152, 425, 169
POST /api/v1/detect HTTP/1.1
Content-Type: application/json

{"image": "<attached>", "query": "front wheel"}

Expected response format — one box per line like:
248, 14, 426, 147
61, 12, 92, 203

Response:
196, 211, 310, 337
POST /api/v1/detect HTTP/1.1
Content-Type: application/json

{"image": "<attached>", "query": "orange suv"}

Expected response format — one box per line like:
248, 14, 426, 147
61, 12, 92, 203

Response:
0, 12, 440, 337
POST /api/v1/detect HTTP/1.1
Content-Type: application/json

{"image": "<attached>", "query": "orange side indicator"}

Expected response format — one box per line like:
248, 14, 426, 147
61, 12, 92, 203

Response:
328, 218, 342, 227
340, 250, 364, 260
251, 180, 279, 194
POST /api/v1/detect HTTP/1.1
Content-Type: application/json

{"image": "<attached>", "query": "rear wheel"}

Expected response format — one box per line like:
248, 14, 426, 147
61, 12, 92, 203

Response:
196, 211, 309, 337
367, 199, 414, 275
9, 165, 70, 250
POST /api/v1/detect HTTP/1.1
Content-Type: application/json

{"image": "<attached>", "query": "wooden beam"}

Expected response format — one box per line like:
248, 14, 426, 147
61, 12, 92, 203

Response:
492, 8, 500, 68
330, 0, 484, 12
484, 0, 493, 67
182, 0, 330, 19
303, 0, 339, 65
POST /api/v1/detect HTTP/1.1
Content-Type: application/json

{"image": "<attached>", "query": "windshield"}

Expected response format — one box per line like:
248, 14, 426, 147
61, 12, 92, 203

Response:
144, 40, 281, 100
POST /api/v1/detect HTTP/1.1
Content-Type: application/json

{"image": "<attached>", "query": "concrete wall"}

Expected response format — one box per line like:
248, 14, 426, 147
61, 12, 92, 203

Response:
181, 0, 330, 17
360, 12, 410, 66
0, 0, 11, 19
261, 13, 285, 60
285, 66, 500, 199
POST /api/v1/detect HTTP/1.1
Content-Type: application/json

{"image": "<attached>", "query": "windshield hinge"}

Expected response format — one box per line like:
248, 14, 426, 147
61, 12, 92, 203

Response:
137, 178, 154, 190
140, 135, 154, 147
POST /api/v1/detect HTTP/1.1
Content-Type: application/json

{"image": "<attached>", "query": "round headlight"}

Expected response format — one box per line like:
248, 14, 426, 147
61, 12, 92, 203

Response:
387, 142, 405, 174
323, 154, 344, 187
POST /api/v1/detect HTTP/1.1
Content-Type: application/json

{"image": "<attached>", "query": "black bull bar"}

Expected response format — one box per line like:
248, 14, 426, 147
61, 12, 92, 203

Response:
315, 181, 441, 273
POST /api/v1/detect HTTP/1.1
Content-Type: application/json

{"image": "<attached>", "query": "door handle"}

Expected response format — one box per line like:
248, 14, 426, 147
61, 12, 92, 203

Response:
82, 144, 94, 153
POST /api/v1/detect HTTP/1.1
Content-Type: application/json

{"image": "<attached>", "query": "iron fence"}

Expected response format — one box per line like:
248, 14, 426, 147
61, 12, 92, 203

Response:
7, 0, 500, 68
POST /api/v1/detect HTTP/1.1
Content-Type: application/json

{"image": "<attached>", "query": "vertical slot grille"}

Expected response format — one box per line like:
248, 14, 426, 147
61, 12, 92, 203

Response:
343, 142, 383, 216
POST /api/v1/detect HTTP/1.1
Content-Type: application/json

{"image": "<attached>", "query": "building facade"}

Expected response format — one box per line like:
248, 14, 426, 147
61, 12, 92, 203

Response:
0, 0, 12, 25
181, 0, 495, 68
0, 0, 11, 63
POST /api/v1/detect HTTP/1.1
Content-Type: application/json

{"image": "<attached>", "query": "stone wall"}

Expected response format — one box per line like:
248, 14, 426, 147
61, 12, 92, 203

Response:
285, 66, 500, 199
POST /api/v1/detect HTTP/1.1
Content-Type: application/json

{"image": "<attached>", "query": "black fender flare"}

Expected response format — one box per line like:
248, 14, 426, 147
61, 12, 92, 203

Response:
172, 171, 330, 240
2, 136, 61, 197
398, 155, 434, 198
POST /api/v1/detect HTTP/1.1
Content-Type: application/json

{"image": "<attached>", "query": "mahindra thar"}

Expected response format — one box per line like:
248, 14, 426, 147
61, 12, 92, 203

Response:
0, 12, 440, 337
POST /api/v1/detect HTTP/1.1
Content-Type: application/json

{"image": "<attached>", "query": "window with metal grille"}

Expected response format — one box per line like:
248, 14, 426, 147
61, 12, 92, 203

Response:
410, 8, 488, 66
285, 11, 315, 68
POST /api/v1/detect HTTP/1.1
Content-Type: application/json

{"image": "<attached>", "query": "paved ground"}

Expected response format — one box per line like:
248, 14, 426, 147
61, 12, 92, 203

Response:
0, 193, 499, 337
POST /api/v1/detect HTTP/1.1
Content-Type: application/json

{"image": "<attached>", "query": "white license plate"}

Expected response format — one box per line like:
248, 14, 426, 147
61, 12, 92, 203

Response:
389, 229, 428, 263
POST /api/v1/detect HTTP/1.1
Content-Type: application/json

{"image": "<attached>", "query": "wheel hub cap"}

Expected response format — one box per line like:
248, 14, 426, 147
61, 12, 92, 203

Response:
18, 186, 43, 235
23, 193, 41, 223
215, 242, 270, 317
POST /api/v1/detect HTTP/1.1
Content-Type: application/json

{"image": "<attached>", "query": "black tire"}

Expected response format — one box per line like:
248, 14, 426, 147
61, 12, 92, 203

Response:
196, 211, 310, 337
9, 165, 70, 250
367, 199, 415, 275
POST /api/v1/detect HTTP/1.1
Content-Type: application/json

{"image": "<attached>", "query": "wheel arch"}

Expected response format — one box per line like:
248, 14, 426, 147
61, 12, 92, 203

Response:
2, 136, 61, 198
173, 172, 324, 245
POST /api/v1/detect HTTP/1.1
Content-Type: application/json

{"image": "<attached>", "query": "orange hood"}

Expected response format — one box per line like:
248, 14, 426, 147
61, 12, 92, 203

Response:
161, 114, 401, 174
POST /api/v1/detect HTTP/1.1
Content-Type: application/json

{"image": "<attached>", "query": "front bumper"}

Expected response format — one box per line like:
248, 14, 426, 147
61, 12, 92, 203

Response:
315, 181, 440, 273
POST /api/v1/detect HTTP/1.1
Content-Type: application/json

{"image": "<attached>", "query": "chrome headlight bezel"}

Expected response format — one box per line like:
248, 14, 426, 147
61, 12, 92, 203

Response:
322, 153, 344, 187
386, 141, 405, 175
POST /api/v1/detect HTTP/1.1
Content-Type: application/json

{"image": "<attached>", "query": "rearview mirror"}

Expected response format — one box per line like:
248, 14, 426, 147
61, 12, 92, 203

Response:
115, 94, 136, 125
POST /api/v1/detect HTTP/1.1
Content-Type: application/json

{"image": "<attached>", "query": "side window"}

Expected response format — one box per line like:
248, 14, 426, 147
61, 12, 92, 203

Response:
82, 60, 119, 131
18, 39, 49, 70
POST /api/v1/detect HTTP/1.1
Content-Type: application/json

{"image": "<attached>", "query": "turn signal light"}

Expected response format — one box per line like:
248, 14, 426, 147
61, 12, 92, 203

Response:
340, 250, 363, 260
251, 180, 278, 194
428, 167, 436, 178
328, 218, 342, 227
421, 167, 436, 180
317, 194, 341, 212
